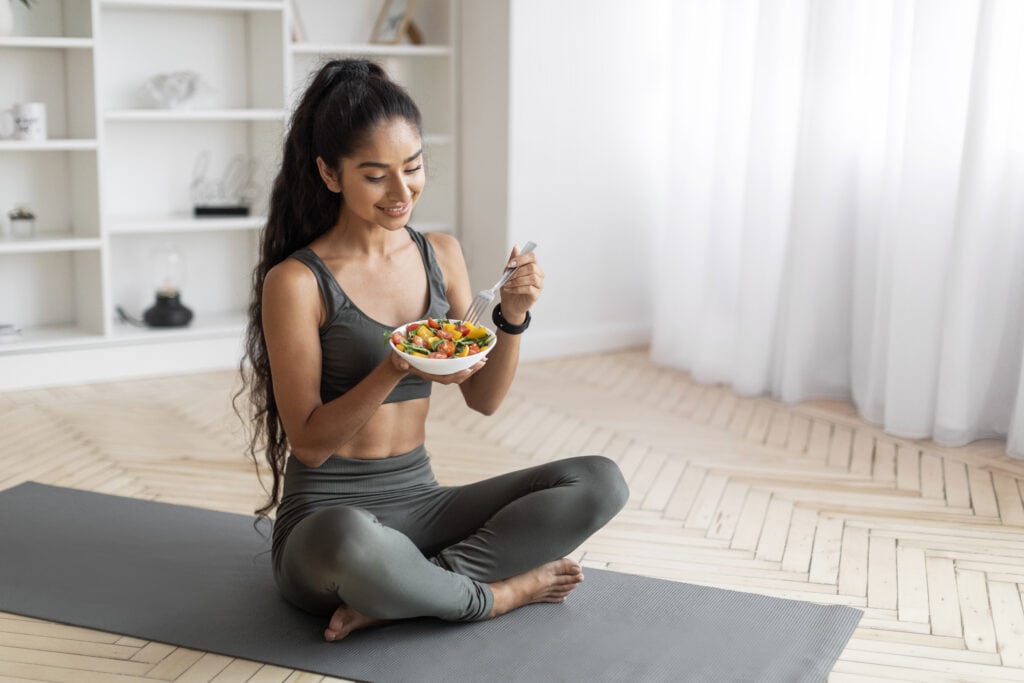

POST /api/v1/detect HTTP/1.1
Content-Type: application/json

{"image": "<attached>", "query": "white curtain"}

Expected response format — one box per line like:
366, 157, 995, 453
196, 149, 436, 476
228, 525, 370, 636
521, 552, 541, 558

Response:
651, 0, 1024, 457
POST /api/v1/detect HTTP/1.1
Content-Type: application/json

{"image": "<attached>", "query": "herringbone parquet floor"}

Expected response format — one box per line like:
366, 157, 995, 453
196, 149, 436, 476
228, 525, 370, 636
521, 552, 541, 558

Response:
1, 350, 1023, 682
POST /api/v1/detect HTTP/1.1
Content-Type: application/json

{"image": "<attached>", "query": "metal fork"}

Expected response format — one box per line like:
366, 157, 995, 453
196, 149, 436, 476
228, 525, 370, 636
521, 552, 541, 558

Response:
463, 241, 537, 325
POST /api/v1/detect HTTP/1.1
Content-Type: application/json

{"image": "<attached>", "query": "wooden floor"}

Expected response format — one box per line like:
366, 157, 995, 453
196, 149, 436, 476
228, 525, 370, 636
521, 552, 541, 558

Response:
2, 349, 1024, 682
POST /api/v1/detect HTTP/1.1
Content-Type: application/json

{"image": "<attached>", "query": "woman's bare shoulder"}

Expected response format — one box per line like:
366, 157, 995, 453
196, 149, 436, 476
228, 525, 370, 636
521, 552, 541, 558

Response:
263, 257, 320, 315
265, 257, 315, 292
424, 231, 466, 269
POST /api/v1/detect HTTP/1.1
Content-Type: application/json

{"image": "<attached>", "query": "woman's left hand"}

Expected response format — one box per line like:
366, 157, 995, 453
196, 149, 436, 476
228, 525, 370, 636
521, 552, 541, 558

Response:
498, 244, 545, 323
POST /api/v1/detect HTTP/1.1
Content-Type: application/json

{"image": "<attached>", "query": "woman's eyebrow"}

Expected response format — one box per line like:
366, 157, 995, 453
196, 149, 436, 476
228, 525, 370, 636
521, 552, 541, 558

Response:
356, 149, 423, 169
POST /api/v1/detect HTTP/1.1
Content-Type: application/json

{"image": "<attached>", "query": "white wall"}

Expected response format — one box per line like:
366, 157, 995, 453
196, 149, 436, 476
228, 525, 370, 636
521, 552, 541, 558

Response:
504, 0, 668, 359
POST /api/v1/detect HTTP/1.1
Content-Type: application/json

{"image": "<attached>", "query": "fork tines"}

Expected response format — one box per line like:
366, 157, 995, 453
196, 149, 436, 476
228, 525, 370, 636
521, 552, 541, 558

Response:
463, 292, 491, 326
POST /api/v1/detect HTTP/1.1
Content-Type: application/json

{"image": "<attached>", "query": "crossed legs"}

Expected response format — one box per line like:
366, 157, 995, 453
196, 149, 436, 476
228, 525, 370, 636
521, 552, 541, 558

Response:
274, 455, 628, 640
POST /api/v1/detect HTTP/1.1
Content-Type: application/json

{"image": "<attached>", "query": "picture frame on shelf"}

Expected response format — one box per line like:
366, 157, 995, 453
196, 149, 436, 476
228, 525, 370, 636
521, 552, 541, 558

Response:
288, 0, 307, 43
371, 0, 417, 44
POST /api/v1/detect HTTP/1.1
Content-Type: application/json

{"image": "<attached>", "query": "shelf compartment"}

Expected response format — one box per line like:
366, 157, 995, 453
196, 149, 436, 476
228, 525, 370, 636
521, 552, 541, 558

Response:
0, 150, 101, 240
0, 251, 104, 341
100, 7, 285, 110
107, 215, 266, 234
290, 0, 451, 45
7, 0, 93, 39
108, 231, 258, 327
101, 120, 282, 219
0, 46, 97, 140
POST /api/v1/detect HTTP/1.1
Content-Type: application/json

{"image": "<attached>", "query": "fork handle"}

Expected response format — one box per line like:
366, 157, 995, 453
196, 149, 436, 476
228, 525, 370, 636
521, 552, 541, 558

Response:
495, 241, 537, 288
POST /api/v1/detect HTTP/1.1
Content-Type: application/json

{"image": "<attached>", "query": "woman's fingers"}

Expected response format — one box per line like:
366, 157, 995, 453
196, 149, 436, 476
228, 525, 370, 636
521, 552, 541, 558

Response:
426, 359, 487, 385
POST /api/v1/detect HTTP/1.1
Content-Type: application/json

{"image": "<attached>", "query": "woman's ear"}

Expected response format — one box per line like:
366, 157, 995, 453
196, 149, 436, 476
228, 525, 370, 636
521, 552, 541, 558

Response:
315, 156, 342, 193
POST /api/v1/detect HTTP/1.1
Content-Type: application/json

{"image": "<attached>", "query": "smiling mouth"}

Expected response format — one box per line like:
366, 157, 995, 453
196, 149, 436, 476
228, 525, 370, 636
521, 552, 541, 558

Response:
378, 204, 410, 217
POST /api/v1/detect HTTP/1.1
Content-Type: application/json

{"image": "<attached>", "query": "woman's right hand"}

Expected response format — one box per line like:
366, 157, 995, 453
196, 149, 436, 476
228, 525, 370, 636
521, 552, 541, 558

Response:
389, 350, 487, 386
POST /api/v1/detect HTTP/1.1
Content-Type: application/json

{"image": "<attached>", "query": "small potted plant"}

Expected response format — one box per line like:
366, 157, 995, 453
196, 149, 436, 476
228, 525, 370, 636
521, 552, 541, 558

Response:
7, 205, 35, 238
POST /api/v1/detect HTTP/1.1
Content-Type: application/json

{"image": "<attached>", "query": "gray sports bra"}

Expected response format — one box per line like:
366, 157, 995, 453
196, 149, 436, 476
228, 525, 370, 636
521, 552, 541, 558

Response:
289, 227, 450, 404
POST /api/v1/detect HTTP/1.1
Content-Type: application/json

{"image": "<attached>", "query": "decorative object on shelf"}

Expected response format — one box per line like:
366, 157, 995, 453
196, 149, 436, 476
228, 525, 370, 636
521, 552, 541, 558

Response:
0, 0, 31, 37
288, 0, 307, 42
138, 71, 212, 109
0, 102, 47, 141
142, 244, 194, 328
0, 323, 21, 344
0, 3, 12, 37
190, 151, 261, 217
371, 0, 418, 44
5, 205, 35, 238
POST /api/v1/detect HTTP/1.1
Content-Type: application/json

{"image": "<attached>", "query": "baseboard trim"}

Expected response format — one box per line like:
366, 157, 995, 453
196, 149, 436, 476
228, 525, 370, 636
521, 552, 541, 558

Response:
0, 336, 244, 391
518, 323, 652, 362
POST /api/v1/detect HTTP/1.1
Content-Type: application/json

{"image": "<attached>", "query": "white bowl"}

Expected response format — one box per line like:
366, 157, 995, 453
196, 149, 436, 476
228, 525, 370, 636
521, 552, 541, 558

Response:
389, 319, 497, 376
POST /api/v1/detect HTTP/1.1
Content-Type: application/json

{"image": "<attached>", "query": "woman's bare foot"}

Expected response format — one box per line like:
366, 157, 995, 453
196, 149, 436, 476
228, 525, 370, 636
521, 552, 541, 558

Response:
488, 558, 584, 618
324, 604, 389, 642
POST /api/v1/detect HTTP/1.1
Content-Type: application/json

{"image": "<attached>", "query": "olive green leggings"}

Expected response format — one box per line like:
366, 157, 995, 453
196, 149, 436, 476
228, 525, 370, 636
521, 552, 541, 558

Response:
272, 449, 629, 621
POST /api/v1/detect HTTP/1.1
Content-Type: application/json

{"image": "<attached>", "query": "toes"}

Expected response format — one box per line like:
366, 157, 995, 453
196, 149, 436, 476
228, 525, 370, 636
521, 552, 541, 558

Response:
554, 559, 582, 575
327, 607, 352, 640
552, 572, 584, 586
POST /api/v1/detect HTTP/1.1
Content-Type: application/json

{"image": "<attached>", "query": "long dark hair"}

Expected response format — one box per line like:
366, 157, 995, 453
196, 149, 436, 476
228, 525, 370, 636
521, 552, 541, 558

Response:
236, 59, 423, 519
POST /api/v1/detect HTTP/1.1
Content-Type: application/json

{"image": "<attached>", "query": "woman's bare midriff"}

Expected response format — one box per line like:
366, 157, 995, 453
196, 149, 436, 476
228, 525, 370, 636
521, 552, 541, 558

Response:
332, 397, 430, 460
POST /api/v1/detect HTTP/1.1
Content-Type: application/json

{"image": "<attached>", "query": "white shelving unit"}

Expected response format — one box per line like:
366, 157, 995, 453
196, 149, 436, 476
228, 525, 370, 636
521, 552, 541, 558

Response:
0, 0, 459, 389
287, 0, 458, 235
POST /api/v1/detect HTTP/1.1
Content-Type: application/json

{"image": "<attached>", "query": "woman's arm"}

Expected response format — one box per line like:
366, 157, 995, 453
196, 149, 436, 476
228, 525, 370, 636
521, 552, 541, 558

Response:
428, 234, 544, 415
262, 259, 409, 468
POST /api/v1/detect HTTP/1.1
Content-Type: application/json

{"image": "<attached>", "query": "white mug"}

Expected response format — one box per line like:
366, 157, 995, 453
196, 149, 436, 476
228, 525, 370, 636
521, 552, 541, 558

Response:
1, 103, 47, 141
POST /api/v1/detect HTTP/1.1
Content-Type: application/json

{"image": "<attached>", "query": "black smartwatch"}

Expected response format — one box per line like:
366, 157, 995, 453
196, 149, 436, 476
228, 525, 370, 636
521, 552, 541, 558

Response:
492, 303, 531, 335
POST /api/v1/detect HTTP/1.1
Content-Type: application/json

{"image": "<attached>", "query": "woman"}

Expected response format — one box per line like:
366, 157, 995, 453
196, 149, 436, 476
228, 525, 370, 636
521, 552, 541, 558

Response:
240, 58, 628, 642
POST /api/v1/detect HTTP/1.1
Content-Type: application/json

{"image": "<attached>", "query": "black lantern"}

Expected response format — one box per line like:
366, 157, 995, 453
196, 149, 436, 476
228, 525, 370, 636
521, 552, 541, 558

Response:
143, 244, 193, 327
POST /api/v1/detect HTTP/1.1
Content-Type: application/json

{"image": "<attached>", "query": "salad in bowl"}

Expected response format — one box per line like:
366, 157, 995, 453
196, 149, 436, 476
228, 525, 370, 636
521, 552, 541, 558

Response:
388, 317, 496, 375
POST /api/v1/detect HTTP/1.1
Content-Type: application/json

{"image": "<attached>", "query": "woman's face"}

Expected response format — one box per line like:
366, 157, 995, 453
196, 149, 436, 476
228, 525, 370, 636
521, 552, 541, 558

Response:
320, 117, 425, 231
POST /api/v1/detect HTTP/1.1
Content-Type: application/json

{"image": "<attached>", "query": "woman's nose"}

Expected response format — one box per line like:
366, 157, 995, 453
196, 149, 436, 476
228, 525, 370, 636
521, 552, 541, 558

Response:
389, 180, 412, 201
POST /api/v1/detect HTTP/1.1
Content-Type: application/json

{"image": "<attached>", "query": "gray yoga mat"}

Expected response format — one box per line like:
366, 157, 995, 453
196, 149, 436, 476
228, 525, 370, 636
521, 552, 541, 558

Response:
0, 482, 860, 682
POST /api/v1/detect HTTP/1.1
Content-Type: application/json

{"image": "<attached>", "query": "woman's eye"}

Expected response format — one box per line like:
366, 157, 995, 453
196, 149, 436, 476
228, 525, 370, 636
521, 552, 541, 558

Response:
405, 165, 423, 174
366, 176, 386, 182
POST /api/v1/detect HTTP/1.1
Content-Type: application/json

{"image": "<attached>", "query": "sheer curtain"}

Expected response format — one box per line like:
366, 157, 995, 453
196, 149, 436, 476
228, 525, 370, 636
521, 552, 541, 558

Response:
651, 0, 1024, 457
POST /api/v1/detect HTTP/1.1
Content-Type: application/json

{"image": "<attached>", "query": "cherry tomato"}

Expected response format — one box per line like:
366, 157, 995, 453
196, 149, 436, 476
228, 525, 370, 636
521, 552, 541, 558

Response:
413, 335, 426, 348
391, 332, 404, 346
428, 351, 448, 359
406, 323, 420, 334
467, 343, 481, 355
438, 329, 454, 340
427, 317, 440, 329
439, 340, 456, 357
